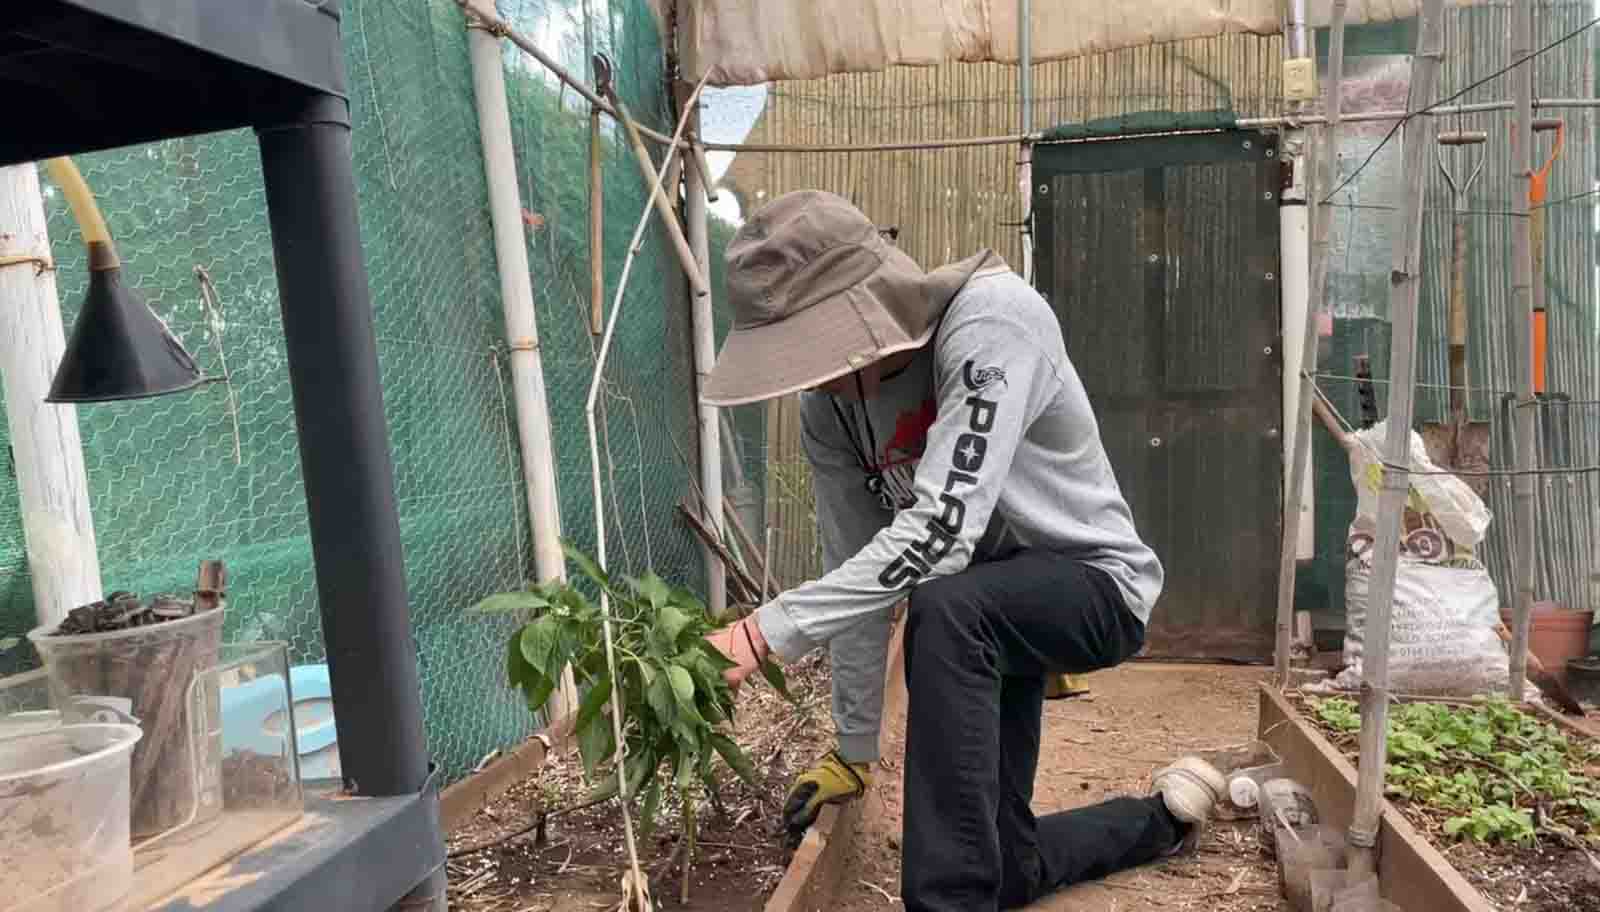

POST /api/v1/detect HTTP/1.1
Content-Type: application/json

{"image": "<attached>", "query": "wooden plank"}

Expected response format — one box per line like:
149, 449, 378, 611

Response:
766, 617, 905, 912
1256, 685, 1495, 912
439, 733, 551, 830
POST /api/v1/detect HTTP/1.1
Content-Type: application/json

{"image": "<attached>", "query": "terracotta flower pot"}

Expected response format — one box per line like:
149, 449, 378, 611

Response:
1507, 602, 1595, 686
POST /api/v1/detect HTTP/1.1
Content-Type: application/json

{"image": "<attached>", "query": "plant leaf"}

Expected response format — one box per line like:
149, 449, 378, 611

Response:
520, 616, 560, 679
507, 628, 535, 690
625, 746, 656, 798
670, 584, 709, 618
562, 541, 611, 590
709, 732, 757, 784
667, 664, 697, 712
647, 673, 677, 726
471, 591, 551, 616
574, 673, 613, 736
633, 572, 672, 611
760, 658, 792, 700
640, 777, 663, 836
522, 672, 556, 716
578, 710, 614, 778
694, 638, 738, 672
585, 769, 621, 803
675, 745, 696, 790
653, 604, 694, 653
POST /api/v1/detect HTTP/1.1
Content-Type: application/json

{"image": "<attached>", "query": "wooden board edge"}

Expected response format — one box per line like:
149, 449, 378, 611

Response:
440, 728, 557, 831
1257, 685, 1497, 912
766, 614, 907, 912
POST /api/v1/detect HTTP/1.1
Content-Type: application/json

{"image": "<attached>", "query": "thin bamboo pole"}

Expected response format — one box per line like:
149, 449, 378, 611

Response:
589, 107, 604, 335
1018, 0, 1034, 282
1346, 0, 1446, 877
0, 163, 103, 629
1508, 0, 1537, 703
604, 83, 709, 300
468, 17, 578, 718
583, 75, 708, 911
682, 97, 727, 618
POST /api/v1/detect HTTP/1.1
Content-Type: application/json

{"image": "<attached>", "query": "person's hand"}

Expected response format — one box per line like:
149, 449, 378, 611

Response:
703, 615, 768, 689
782, 751, 872, 836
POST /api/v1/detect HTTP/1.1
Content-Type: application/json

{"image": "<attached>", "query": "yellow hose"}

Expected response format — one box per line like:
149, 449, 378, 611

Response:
44, 157, 118, 268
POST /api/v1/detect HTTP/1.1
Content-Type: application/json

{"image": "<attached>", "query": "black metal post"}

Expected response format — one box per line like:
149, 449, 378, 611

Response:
256, 92, 429, 797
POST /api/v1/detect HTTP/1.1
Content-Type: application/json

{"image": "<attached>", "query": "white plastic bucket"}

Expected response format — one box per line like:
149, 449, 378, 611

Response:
0, 723, 142, 912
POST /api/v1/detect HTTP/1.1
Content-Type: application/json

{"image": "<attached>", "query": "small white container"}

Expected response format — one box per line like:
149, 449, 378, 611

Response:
0, 723, 142, 912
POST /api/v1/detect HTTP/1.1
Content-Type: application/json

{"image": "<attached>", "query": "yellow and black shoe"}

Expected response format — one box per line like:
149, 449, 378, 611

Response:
1044, 672, 1091, 700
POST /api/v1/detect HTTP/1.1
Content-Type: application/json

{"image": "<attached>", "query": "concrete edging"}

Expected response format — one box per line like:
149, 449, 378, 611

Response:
1257, 684, 1496, 912
766, 615, 908, 912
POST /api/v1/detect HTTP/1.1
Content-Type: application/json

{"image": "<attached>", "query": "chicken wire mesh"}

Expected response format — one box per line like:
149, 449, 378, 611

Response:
0, 0, 737, 783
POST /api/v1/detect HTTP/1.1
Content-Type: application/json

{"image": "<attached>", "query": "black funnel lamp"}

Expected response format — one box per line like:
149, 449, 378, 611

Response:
41, 158, 202, 403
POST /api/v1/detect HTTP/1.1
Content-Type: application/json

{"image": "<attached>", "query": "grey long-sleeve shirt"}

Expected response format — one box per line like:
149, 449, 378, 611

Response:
754, 258, 1162, 762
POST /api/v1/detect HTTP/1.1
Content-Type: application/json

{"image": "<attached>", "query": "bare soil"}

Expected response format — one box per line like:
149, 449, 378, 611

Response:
1295, 695, 1600, 912
443, 652, 834, 911
837, 663, 1289, 912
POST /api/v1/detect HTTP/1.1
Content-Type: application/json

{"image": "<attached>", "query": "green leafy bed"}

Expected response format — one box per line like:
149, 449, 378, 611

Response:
1309, 697, 1600, 847
475, 543, 788, 851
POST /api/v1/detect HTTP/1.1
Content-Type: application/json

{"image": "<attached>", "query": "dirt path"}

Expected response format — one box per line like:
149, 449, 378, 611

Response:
837, 663, 1289, 912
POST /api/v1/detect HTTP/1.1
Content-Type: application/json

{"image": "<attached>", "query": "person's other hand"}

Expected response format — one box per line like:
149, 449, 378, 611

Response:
782, 751, 872, 835
703, 615, 768, 689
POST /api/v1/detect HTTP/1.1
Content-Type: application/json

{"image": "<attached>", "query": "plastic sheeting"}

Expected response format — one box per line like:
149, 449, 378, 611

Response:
676, 0, 1476, 86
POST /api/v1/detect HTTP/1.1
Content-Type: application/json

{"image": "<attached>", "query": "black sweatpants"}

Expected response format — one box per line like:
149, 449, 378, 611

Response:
900, 549, 1184, 911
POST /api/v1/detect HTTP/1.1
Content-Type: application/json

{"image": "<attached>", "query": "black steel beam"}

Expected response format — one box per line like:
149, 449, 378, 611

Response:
257, 93, 429, 799
47, 0, 345, 96
0, 0, 347, 165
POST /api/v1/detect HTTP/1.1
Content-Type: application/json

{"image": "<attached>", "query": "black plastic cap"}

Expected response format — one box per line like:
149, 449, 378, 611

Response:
47, 254, 203, 403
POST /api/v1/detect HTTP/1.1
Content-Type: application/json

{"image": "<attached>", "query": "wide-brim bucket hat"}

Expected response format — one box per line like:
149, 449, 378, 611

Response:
702, 190, 997, 407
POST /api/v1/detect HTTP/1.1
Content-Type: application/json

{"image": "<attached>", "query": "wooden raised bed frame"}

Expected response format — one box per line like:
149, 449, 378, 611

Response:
1258, 684, 1595, 912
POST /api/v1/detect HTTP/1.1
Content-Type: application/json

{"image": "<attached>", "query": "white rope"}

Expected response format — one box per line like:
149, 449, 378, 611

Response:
585, 72, 711, 912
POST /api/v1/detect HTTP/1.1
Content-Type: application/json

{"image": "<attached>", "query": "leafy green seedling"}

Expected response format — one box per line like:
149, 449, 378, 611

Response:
474, 541, 792, 896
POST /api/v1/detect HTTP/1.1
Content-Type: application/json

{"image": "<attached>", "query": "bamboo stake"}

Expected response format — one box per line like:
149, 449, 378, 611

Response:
600, 75, 709, 301
582, 72, 707, 912
1508, 0, 1537, 703
1346, 0, 1446, 877
676, 501, 761, 604
688, 140, 719, 203
722, 497, 771, 596
761, 528, 775, 607
1312, 393, 1355, 452
589, 107, 604, 335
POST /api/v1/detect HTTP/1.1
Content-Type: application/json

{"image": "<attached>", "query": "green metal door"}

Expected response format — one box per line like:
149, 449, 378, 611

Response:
1033, 131, 1283, 662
